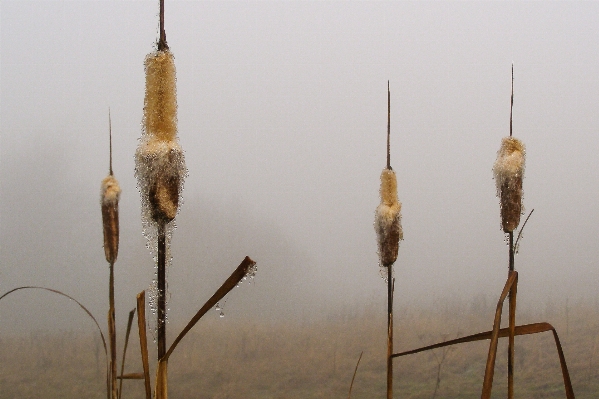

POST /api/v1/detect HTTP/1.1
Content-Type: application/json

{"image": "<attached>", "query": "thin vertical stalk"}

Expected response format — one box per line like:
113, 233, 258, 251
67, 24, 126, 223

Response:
109, 263, 117, 399
107, 109, 117, 399
509, 232, 514, 272
157, 223, 167, 360
507, 232, 515, 399
118, 309, 136, 399
510, 63, 513, 138
109, 108, 113, 176
136, 291, 152, 399
507, 63, 515, 398
387, 81, 391, 170
508, 272, 517, 399
158, 0, 168, 50
387, 267, 393, 399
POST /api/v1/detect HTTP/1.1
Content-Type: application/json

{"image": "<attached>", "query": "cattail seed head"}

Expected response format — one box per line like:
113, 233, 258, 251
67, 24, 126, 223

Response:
101, 175, 121, 264
493, 137, 525, 232
375, 169, 403, 267
136, 49, 186, 225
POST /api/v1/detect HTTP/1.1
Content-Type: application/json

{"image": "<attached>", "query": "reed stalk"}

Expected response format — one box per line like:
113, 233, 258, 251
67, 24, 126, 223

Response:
136, 291, 152, 399
135, 0, 185, 371
117, 309, 136, 399
101, 110, 121, 399
492, 64, 526, 399
374, 82, 403, 399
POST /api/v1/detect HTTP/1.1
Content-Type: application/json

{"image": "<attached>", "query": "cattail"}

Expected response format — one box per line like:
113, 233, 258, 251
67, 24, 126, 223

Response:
135, 49, 186, 225
493, 137, 525, 232
375, 168, 403, 267
101, 175, 121, 264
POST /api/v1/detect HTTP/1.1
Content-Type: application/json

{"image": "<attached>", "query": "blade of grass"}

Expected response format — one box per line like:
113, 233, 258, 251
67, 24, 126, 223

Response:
154, 359, 168, 399
163, 256, 256, 361
117, 374, 145, 380
0, 286, 110, 399
482, 270, 517, 399
348, 351, 363, 399
392, 322, 574, 398
136, 291, 152, 399
118, 309, 136, 399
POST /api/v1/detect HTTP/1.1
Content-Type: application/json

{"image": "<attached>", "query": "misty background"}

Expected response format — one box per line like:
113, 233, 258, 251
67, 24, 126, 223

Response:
1, 1, 598, 336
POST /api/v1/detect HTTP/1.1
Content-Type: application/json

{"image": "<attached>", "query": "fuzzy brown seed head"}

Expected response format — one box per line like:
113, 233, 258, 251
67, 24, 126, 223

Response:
375, 169, 403, 267
101, 175, 121, 264
143, 50, 177, 142
493, 137, 525, 232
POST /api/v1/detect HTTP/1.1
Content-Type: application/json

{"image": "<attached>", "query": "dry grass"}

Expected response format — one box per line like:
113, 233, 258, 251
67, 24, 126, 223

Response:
1, 300, 598, 399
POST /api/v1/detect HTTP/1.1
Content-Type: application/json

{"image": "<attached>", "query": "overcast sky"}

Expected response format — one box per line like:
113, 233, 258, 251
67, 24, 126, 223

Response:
1, 1, 598, 333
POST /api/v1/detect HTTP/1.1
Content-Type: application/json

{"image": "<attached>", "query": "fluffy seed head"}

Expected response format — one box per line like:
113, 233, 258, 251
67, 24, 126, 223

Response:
375, 169, 403, 267
136, 48, 186, 226
101, 175, 121, 264
493, 137, 525, 232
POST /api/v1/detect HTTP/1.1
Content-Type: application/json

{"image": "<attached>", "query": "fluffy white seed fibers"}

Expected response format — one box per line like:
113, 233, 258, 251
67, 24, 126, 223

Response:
101, 175, 121, 205
493, 137, 525, 188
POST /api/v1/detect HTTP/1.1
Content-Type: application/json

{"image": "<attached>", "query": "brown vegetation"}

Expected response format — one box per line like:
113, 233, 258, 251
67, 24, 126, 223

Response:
2, 300, 598, 399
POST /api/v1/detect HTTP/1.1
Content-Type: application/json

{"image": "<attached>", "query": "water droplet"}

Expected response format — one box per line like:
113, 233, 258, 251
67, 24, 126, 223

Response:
219, 311, 225, 318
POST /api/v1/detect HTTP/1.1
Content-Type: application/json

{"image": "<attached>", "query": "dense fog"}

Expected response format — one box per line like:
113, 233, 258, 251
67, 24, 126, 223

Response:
1, 1, 598, 334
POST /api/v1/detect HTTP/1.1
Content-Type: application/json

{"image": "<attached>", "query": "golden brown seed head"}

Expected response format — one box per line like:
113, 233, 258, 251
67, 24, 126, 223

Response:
493, 137, 525, 232
101, 175, 121, 264
375, 169, 403, 267
136, 48, 186, 226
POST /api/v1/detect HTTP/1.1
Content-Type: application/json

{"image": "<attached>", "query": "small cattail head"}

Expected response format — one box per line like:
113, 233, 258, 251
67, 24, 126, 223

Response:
101, 175, 121, 264
375, 169, 403, 267
493, 137, 525, 232
143, 50, 177, 142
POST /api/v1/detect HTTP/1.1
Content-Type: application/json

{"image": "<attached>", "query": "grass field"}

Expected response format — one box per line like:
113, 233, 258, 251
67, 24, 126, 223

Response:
1, 300, 598, 398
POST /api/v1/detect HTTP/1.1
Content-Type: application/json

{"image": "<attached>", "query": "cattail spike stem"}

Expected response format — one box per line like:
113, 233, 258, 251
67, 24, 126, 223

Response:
510, 63, 513, 137
109, 108, 113, 176
157, 223, 167, 360
387, 81, 391, 170
158, 0, 168, 50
